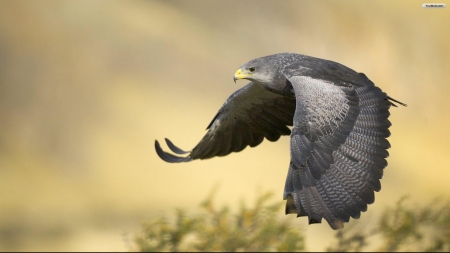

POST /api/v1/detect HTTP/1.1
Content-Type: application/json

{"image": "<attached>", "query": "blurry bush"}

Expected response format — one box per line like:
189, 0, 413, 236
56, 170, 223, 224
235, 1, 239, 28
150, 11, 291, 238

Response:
134, 191, 450, 252
327, 196, 450, 252
134, 189, 305, 252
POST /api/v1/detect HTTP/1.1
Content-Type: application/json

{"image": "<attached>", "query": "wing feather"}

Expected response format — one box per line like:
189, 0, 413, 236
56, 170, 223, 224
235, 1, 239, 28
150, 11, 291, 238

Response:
282, 61, 401, 229
155, 82, 296, 162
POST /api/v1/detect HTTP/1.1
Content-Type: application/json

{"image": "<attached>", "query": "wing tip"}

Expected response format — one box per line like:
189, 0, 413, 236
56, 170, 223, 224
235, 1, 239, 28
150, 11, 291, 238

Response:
329, 219, 345, 230
164, 138, 190, 154
284, 193, 347, 230
387, 96, 407, 107
309, 217, 322, 225
285, 194, 298, 214
155, 139, 193, 163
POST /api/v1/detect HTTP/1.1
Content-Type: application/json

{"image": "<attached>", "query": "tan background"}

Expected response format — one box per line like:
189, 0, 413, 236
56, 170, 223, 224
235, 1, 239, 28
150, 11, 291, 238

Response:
0, 0, 449, 251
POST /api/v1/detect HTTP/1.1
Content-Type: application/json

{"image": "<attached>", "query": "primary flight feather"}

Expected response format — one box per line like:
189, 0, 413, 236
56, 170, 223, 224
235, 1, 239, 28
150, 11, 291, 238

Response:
155, 53, 406, 229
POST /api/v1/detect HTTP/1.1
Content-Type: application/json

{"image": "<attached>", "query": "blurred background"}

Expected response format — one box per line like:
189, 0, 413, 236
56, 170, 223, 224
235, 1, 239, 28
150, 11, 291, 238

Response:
0, 0, 449, 251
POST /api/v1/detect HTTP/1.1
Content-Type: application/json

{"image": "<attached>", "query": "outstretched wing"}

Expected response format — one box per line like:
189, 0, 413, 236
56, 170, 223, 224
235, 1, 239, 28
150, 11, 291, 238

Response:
155, 82, 296, 163
283, 60, 400, 229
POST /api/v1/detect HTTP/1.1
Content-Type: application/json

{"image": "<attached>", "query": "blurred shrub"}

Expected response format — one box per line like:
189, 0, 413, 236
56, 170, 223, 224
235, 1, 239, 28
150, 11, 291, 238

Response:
375, 196, 450, 252
326, 196, 450, 252
134, 190, 305, 252
134, 192, 450, 252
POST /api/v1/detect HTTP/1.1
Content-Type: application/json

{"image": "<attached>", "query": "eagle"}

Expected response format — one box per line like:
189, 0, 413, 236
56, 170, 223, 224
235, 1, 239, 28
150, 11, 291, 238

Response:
155, 53, 406, 229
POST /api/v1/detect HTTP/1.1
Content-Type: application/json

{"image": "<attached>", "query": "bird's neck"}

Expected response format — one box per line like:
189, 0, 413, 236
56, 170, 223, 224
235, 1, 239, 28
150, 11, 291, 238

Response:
260, 75, 294, 97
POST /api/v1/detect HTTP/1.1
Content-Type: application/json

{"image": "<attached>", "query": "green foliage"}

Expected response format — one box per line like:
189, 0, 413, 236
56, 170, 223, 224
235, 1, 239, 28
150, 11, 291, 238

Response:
326, 196, 450, 252
134, 192, 450, 252
375, 196, 450, 252
134, 190, 305, 252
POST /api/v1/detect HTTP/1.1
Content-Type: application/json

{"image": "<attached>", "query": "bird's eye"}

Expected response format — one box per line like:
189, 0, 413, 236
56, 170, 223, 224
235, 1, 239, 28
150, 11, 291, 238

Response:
248, 67, 256, 72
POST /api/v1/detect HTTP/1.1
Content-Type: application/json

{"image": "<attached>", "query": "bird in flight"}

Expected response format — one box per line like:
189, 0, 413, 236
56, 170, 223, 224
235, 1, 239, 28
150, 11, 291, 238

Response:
155, 53, 406, 229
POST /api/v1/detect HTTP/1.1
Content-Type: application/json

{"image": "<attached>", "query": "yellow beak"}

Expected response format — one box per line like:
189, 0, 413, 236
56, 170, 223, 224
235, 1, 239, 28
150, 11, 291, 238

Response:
233, 68, 251, 83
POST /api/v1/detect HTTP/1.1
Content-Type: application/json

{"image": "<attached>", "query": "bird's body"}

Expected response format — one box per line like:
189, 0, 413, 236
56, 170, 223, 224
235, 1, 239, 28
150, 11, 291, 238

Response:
155, 53, 406, 229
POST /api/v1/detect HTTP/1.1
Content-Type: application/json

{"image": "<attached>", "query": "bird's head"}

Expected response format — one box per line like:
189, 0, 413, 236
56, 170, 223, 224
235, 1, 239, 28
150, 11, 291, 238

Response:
234, 55, 281, 85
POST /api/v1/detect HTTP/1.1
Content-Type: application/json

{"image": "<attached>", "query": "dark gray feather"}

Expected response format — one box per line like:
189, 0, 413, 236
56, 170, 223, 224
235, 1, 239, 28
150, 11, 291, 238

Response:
155, 82, 296, 163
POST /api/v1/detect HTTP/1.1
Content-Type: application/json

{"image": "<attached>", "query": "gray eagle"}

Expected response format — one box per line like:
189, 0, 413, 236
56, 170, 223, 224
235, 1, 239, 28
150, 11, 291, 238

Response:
155, 53, 406, 229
